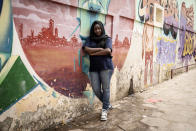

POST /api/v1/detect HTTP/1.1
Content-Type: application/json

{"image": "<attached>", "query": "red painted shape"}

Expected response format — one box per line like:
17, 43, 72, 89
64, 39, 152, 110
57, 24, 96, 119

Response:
142, 24, 154, 86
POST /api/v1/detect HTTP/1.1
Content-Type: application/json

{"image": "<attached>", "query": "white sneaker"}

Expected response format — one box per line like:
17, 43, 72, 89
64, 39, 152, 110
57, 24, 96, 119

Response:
108, 105, 113, 110
101, 109, 108, 121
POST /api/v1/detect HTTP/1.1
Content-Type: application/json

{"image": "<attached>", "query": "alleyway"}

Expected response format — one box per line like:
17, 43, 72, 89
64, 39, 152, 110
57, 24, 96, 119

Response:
45, 68, 196, 131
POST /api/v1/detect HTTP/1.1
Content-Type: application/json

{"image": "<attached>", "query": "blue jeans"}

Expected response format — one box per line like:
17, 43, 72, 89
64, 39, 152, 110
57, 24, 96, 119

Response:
89, 70, 113, 110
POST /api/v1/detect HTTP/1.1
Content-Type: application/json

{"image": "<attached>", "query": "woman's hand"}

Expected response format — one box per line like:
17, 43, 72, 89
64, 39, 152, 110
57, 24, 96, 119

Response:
91, 48, 112, 56
84, 47, 104, 55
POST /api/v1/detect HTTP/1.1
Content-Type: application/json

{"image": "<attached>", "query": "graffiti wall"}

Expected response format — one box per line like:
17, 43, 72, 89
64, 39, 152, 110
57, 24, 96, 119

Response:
178, 2, 195, 65
0, 0, 195, 130
0, 0, 37, 115
137, 0, 196, 84
13, 0, 90, 98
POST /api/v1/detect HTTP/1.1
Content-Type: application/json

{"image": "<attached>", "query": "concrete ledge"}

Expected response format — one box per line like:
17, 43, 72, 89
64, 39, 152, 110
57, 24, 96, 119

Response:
171, 64, 196, 79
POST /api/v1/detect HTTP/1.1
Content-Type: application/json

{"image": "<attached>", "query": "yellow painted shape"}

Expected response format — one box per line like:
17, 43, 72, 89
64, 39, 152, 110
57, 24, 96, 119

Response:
0, 0, 10, 42
15, 86, 59, 117
157, 37, 176, 43
0, 54, 8, 67
182, 33, 194, 56
0, 55, 18, 84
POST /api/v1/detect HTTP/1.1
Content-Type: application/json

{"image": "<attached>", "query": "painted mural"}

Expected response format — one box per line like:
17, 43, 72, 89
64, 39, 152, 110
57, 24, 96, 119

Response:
161, 0, 179, 39
142, 24, 154, 86
0, 0, 36, 114
109, 0, 135, 69
178, 2, 195, 65
194, 33, 196, 62
112, 17, 134, 69
0, 0, 194, 109
137, 0, 196, 86
0, 56, 37, 114
156, 37, 177, 65
12, 0, 135, 98
0, 0, 13, 70
12, 0, 89, 98
138, 0, 179, 39
138, 0, 155, 86
0, 0, 196, 130
0, 1, 2, 15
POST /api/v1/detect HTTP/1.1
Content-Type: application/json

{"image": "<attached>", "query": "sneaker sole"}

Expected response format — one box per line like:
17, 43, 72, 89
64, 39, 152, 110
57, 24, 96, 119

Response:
101, 118, 107, 121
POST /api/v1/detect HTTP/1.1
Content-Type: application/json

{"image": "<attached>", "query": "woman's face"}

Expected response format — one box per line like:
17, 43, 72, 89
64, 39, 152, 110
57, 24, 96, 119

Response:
94, 24, 102, 36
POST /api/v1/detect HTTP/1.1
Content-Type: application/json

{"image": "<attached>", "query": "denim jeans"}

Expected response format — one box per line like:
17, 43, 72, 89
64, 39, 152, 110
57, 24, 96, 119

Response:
89, 70, 113, 110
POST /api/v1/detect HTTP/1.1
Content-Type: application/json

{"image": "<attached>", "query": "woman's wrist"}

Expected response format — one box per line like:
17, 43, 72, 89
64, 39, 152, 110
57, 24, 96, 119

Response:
98, 48, 104, 51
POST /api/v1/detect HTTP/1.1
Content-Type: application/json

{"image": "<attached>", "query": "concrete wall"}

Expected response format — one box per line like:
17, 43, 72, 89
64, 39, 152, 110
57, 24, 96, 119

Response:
0, 0, 195, 130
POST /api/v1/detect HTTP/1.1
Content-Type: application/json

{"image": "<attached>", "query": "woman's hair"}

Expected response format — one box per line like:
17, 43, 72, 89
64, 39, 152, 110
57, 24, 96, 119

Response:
89, 20, 109, 48
90, 20, 106, 38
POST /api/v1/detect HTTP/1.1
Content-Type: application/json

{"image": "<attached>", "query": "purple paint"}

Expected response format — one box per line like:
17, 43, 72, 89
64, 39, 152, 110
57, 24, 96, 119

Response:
178, 12, 194, 65
164, 16, 178, 29
156, 38, 176, 65
178, 15, 186, 60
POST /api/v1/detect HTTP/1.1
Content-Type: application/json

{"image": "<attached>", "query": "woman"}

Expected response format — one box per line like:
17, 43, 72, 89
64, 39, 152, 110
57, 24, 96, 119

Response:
83, 20, 114, 121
